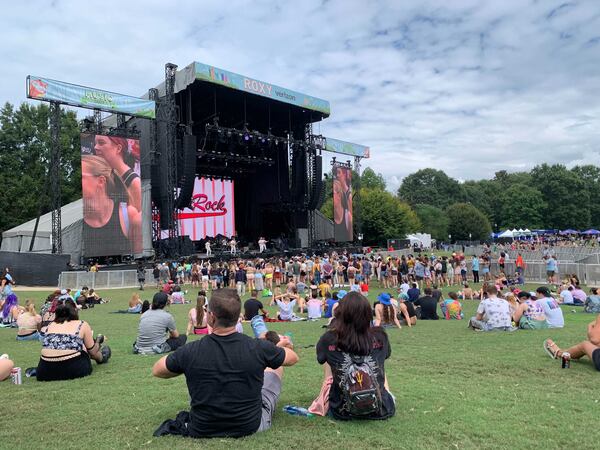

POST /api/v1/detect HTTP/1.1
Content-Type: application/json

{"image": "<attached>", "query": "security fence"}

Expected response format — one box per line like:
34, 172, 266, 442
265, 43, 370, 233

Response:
59, 269, 154, 289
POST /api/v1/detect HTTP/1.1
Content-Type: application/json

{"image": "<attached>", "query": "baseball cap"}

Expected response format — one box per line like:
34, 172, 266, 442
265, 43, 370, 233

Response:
337, 290, 348, 299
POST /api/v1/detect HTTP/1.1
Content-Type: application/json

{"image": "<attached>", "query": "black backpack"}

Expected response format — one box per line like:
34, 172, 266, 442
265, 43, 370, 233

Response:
338, 353, 382, 416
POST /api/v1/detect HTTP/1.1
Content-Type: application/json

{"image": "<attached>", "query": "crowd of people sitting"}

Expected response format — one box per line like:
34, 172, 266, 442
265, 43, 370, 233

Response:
3, 247, 600, 440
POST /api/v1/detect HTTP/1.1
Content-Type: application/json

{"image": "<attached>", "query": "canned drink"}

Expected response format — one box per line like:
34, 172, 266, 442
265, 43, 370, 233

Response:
561, 352, 571, 369
10, 367, 22, 385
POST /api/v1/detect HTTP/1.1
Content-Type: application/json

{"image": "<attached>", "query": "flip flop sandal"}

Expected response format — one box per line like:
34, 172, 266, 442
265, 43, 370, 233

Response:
544, 339, 560, 359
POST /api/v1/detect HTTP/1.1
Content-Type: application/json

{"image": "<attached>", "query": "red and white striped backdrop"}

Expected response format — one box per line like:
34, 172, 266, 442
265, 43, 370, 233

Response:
162, 177, 236, 241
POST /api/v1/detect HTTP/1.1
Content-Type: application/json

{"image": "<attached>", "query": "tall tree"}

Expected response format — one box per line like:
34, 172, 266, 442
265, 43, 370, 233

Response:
530, 163, 590, 229
398, 168, 465, 209
497, 185, 546, 229
446, 203, 492, 241
463, 179, 497, 223
413, 204, 448, 240
361, 188, 420, 245
571, 165, 600, 228
0, 102, 81, 234
360, 167, 386, 190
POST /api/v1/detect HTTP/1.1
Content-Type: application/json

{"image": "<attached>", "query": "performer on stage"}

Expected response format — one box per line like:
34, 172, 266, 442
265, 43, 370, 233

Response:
229, 238, 237, 255
258, 237, 267, 253
205, 240, 212, 257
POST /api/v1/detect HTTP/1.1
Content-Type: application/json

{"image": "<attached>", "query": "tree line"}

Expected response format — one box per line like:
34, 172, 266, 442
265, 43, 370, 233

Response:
0, 102, 81, 237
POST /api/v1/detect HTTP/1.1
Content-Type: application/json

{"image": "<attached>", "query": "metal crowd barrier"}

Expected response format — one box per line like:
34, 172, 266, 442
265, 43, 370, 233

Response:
59, 269, 154, 289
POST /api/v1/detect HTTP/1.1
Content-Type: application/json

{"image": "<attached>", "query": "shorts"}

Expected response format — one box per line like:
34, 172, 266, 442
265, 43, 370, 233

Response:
592, 348, 600, 371
415, 276, 423, 281
547, 270, 555, 277
256, 371, 282, 432
202, 275, 209, 281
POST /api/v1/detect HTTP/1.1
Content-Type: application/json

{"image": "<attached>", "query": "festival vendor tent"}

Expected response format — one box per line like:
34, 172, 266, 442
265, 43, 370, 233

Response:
560, 229, 579, 235
582, 229, 600, 235
497, 230, 514, 238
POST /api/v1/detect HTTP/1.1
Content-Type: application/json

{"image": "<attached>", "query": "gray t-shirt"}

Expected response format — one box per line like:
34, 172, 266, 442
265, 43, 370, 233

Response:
136, 309, 177, 350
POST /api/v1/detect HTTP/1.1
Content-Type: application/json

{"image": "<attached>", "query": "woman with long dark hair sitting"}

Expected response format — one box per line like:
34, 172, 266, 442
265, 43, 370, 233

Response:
314, 291, 396, 420
36, 300, 111, 381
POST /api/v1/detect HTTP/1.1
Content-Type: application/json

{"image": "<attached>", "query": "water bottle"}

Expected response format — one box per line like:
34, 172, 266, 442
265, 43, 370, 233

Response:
283, 405, 314, 418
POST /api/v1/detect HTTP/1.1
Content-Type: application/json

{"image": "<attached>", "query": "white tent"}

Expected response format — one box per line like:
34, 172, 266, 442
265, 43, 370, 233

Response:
1, 181, 153, 263
406, 233, 432, 248
498, 229, 514, 238
1, 199, 83, 263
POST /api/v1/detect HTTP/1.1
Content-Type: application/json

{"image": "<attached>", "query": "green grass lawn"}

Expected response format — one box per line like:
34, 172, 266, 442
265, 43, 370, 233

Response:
1, 283, 598, 450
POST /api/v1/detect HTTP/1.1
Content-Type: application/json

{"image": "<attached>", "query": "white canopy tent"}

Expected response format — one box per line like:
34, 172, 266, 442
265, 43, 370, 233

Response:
498, 229, 514, 238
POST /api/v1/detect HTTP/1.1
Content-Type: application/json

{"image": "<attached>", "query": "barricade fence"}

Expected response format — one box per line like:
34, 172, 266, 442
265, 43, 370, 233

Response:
58, 260, 600, 289
59, 269, 154, 289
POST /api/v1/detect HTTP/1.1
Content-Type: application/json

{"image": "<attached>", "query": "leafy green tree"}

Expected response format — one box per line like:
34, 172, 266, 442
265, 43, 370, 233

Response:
446, 203, 492, 241
497, 185, 546, 229
530, 163, 590, 229
0, 102, 81, 235
571, 165, 600, 228
463, 179, 497, 222
413, 204, 448, 240
398, 168, 465, 209
361, 188, 420, 245
360, 167, 386, 190
498, 184, 547, 229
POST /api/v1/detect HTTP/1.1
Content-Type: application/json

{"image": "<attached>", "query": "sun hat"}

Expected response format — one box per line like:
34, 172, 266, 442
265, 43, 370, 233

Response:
377, 292, 392, 305
337, 289, 348, 299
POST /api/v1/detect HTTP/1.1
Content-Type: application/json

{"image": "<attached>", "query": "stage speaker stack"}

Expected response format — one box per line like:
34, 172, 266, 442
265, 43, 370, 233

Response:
290, 148, 306, 204
307, 155, 323, 210
176, 134, 197, 209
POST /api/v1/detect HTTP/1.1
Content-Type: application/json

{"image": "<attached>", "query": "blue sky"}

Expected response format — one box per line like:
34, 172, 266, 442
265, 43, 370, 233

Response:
2, 0, 600, 191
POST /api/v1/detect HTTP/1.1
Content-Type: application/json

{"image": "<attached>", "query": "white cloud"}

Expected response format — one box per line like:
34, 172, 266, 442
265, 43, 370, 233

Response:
1, 0, 599, 187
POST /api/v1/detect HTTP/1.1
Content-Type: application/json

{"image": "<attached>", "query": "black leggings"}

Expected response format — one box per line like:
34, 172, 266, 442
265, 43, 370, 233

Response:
36, 352, 92, 381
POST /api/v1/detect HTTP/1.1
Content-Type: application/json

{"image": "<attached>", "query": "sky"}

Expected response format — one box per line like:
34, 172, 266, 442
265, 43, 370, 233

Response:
2, 0, 600, 192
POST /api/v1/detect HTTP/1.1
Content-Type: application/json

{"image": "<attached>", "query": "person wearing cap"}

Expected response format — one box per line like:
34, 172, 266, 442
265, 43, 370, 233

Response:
513, 291, 548, 329
374, 293, 402, 329
134, 292, 187, 354
535, 286, 564, 328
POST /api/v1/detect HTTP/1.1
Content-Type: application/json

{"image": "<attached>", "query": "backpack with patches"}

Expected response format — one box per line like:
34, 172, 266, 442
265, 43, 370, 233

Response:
338, 353, 382, 416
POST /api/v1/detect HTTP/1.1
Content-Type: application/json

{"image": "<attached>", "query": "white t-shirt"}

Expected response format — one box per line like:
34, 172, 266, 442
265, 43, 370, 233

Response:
307, 299, 322, 319
536, 297, 564, 328
277, 299, 296, 321
400, 283, 410, 295
476, 296, 512, 328
559, 290, 574, 305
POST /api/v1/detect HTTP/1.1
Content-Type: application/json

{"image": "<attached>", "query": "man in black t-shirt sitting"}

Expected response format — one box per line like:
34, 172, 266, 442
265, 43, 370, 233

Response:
152, 289, 299, 438
244, 289, 268, 321
414, 287, 439, 320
